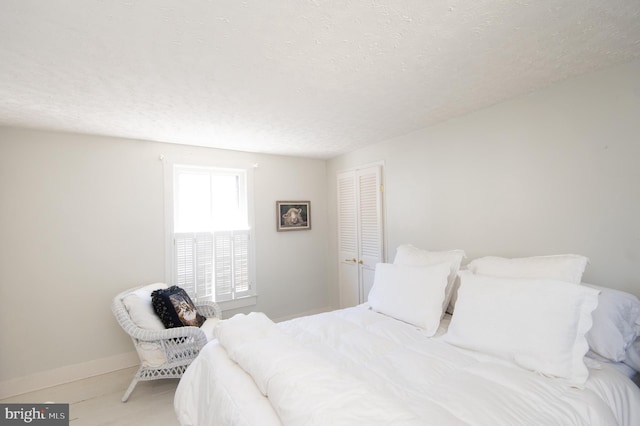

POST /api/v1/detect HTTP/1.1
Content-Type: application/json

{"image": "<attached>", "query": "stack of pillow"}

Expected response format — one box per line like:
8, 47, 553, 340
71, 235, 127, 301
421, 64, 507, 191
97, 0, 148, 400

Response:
368, 244, 466, 336
446, 254, 596, 387
367, 245, 640, 387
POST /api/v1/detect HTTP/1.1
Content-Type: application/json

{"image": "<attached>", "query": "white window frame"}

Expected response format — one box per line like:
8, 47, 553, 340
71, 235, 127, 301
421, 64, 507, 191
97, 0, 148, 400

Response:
163, 158, 257, 311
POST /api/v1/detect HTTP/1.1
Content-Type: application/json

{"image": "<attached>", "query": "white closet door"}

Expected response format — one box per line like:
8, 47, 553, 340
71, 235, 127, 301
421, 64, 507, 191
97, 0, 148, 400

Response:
337, 171, 359, 308
337, 165, 384, 307
356, 166, 384, 302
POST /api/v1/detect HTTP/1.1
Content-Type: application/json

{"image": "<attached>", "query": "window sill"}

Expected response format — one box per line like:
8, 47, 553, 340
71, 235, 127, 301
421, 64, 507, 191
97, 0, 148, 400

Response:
218, 295, 257, 312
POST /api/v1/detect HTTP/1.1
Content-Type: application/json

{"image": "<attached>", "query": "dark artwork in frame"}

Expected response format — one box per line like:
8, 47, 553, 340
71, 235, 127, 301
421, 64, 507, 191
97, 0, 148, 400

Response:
277, 201, 311, 231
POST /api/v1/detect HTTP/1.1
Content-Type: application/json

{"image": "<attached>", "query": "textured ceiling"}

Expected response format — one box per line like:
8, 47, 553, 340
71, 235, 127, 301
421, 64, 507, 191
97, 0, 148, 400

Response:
1, 1, 639, 159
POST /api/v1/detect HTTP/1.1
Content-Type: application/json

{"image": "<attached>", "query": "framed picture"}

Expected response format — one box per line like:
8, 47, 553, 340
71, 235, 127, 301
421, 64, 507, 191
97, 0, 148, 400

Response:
276, 201, 311, 231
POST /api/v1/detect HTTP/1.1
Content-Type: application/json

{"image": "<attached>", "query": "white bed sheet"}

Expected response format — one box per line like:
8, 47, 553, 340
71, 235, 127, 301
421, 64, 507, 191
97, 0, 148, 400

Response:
175, 305, 640, 426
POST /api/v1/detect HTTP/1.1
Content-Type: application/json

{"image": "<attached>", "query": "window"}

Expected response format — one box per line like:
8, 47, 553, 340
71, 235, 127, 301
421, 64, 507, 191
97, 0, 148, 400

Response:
167, 164, 256, 305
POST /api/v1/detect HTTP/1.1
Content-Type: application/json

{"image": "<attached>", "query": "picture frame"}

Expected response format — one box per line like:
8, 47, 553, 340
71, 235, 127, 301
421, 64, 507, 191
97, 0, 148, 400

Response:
276, 201, 311, 231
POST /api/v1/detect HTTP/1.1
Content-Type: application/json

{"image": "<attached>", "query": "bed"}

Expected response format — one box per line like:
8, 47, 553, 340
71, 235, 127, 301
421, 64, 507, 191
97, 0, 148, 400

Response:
174, 249, 640, 425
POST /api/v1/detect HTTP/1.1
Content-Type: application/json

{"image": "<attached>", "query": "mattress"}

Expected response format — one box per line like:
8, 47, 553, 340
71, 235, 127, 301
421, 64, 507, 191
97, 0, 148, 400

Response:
174, 305, 640, 425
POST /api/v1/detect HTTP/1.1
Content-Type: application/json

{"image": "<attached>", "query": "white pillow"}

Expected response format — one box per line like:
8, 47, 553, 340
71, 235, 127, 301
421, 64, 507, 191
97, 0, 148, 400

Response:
121, 283, 167, 330
368, 262, 450, 336
393, 245, 466, 317
445, 271, 599, 387
623, 338, 640, 372
583, 283, 640, 362
467, 254, 589, 284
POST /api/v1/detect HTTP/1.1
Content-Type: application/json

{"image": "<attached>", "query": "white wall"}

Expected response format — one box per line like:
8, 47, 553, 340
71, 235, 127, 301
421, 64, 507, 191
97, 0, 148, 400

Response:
327, 60, 640, 306
0, 128, 329, 386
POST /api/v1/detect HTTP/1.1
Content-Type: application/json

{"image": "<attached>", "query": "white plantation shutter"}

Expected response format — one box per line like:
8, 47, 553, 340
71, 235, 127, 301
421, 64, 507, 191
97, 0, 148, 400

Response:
213, 230, 252, 302
195, 233, 214, 300
174, 233, 196, 295
214, 232, 233, 300
233, 231, 250, 295
173, 230, 250, 302
174, 232, 213, 301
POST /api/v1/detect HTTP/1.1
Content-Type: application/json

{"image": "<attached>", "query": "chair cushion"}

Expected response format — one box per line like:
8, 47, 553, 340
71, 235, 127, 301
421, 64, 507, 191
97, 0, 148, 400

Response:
121, 283, 167, 330
137, 342, 166, 367
151, 286, 206, 328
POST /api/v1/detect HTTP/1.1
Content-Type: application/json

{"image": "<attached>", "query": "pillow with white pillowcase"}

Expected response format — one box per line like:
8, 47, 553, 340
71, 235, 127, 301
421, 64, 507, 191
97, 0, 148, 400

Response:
467, 254, 589, 284
368, 262, 451, 336
121, 283, 169, 367
122, 282, 167, 330
583, 283, 640, 362
393, 245, 466, 317
444, 271, 599, 387
624, 338, 640, 372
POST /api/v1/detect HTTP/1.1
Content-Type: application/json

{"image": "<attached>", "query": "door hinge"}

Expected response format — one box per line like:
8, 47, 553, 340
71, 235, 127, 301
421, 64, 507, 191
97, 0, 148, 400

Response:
380, 184, 384, 193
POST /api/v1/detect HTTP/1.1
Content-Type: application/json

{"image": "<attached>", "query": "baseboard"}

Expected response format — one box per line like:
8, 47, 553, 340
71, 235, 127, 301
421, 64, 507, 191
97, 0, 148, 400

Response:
0, 351, 139, 400
273, 306, 333, 323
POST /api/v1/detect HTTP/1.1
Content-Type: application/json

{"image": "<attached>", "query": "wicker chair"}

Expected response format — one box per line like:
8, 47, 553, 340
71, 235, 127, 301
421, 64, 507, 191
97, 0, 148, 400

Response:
112, 284, 222, 402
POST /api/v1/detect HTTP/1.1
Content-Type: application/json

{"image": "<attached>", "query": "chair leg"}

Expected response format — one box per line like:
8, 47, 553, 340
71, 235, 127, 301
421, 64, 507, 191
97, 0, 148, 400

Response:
121, 367, 142, 402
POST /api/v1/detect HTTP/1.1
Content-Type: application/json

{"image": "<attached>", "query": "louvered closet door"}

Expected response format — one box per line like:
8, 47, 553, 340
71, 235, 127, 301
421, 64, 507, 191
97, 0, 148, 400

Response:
337, 171, 359, 308
337, 165, 384, 308
356, 166, 384, 303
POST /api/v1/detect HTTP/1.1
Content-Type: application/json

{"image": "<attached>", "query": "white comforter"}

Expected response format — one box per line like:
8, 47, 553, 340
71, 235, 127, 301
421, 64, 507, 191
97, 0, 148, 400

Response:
174, 305, 640, 426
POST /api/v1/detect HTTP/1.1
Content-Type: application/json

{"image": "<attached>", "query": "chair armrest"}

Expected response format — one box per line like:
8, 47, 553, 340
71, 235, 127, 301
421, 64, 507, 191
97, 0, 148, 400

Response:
129, 325, 204, 341
195, 301, 222, 320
